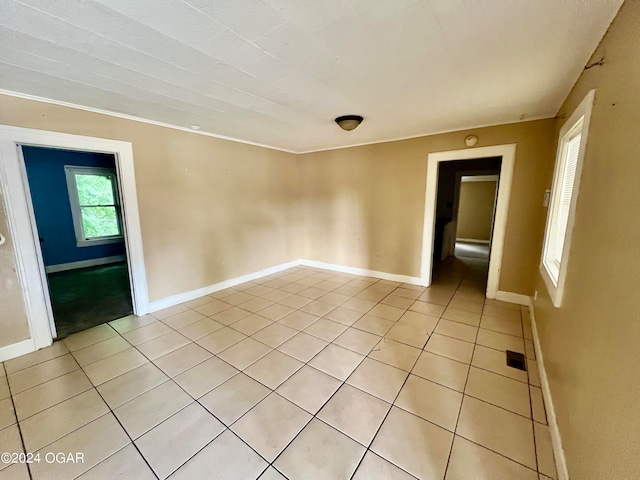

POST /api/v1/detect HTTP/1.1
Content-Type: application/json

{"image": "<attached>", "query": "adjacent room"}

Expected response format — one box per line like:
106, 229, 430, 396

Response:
0, 1, 638, 479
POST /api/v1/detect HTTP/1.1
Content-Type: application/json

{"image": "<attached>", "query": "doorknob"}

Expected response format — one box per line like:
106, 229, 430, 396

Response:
0, 233, 5, 246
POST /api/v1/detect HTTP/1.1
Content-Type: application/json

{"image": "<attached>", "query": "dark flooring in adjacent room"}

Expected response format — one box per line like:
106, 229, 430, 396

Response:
47, 262, 133, 339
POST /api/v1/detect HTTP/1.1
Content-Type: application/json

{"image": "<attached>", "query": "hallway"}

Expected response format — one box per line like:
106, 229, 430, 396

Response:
0, 265, 555, 479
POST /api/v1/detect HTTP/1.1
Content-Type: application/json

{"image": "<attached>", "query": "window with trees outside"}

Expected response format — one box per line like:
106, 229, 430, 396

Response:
64, 166, 123, 246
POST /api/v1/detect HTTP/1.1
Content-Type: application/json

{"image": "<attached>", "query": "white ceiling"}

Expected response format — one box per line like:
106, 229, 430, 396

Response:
0, 0, 623, 153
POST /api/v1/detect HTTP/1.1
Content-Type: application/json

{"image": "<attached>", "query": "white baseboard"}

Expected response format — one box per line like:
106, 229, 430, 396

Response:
528, 299, 569, 480
495, 290, 530, 305
455, 238, 491, 244
45, 255, 126, 274
0, 338, 36, 362
299, 259, 423, 286
147, 260, 301, 313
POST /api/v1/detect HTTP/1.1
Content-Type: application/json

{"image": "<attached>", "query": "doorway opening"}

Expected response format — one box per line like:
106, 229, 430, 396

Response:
22, 146, 133, 338
420, 144, 516, 298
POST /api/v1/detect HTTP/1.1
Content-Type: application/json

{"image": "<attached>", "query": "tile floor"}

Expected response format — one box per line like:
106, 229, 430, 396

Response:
0, 257, 557, 479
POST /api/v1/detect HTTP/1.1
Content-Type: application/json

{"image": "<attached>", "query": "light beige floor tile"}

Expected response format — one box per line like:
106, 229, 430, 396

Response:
448, 298, 484, 314
471, 345, 528, 383
483, 304, 522, 320
485, 299, 522, 311
238, 296, 274, 313
418, 289, 452, 306
319, 291, 352, 306
277, 310, 319, 330
445, 435, 538, 480
346, 358, 409, 403
352, 315, 395, 336
371, 406, 453, 480
161, 309, 206, 330
122, 322, 172, 346
443, 307, 481, 326
194, 299, 234, 316
465, 367, 531, 417
342, 297, 376, 313
8, 354, 79, 394
259, 303, 295, 321
252, 322, 299, 347
0, 378, 7, 401
152, 304, 190, 320
411, 351, 469, 392
381, 294, 414, 309
231, 393, 311, 461
244, 350, 303, 389
136, 403, 225, 479
183, 295, 217, 308
333, 328, 381, 355
0, 462, 29, 479
178, 318, 225, 341
174, 356, 238, 399
309, 344, 364, 381
409, 300, 446, 317
71, 335, 131, 367
217, 338, 272, 370
324, 306, 364, 326
97, 363, 168, 409
209, 306, 252, 325
259, 466, 287, 480
275, 418, 365, 480
277, 332, 328, 362
368, 339, 420, 371
300, 300, 336, 317
318, 384, 390, 446
0, 425, 23, 470
393, 287, 423, 299
332, 285, 363, 297
304, 318, 348, 342
276, 365, 341, 414
397, 310, 439, 332
83, 348, 148, 386
530, 385, 547, 424
261, 289, 292, 303
456, 396, 536, 469
200, 373, 270, 426
278, 294, 312, 309
4, 341, 68, 374
153, 343, 212, 378
476, 328, 525, 353
63, 324, 118, 351
298, 286, 329, 299
170, 429, 267, 480
109, 314, 158, 334
29, 413, 129, 480
245, 284, 274, 297
384, 322, 430, 349
354, 451, 416, 479
425, 334, 474, 364
280, 282, 307, 294
435, 319, 478, 343
114, 381, 192, 439
137, 331, 191, 360
356, 289, 387, 302
77, 444, 156, 480
528, 359, 541, 386
367, 303, 405, 321
452, 290, 485, 304
195, 327, 246, 354
535, 421, 557, 478
0, 398, 16, 431
229, 314, 273, 335
21, 389, 109, 452
395, 374, 462, 431
13, 369, 92, 420
209, 287, 239, 299
480, 315, 523, 337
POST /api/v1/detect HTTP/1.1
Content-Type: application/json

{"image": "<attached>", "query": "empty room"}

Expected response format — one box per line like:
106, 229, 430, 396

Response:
0, 1, 638, 479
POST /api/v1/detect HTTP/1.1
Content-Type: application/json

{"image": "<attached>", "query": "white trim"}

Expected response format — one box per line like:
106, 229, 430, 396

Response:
528, 299, 569, 480
540, 90, 595, 308
45, 255, 126, 274
456, 238, 490, 244
495, 290, 530, 306
299, 259, 423, 285
148, 260, 301, 312
0, 89, 553, 155
420, 144, 516, 298
460, 174, 499, 183
0, 124, 149, 355
0, 339, 37, 363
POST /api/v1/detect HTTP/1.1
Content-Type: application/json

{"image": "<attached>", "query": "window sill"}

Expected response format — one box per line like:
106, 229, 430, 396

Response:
77, 237, 123, 248
539, 262, 563, 308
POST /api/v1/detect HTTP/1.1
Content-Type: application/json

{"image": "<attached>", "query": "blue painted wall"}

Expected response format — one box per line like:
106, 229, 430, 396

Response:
22, 146, 125, 267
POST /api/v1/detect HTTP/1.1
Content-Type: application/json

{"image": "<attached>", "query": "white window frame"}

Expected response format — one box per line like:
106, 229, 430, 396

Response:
540, 89, 595, 307
64, 165, 124, 247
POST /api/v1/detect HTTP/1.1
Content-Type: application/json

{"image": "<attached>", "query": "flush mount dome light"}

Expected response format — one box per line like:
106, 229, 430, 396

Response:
335, 115, 363, 131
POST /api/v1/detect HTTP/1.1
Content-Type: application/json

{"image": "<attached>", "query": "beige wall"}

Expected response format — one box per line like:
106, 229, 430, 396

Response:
457, 180, 497, 241
299, 119, 555, 294
533, 1, 640, 477
0, 96, 302, 316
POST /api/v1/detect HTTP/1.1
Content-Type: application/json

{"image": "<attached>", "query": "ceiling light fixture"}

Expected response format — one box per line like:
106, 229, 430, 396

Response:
335, 115, 363, 131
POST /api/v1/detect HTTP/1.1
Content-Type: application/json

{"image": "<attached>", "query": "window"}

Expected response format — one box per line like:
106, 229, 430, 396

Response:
540, 90, 595, 307
65, 166, 123, 246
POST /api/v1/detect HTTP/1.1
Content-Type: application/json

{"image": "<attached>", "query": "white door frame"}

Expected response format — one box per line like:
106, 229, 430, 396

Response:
0, 124, 149, 352
420, 144, 516, 298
